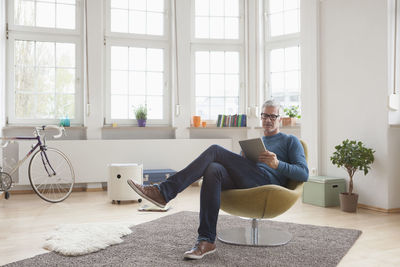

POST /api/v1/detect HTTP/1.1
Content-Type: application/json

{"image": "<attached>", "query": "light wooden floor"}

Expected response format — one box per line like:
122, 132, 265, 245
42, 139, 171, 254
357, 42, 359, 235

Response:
1, 187, 400, 266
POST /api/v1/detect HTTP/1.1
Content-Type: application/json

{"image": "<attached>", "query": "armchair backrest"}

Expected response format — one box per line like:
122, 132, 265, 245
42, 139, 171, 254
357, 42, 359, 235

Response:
286, 139, 308, 190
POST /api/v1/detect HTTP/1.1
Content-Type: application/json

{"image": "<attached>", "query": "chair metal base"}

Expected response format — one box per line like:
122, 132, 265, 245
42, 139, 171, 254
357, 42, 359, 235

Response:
217, 219, 292, 247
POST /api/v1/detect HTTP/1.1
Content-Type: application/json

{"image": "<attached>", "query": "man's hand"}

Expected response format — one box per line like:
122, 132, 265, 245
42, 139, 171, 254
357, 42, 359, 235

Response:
240, 150, 246, 158
258, 150, 279, 169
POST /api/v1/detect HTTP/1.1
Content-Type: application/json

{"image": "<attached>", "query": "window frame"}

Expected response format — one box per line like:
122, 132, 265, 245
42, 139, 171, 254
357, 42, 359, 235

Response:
104, 0, 171, 126
264, 0, 301, 110
8, 0, 82, 35
191, 44, 245, 122
264, 0, 300, 42
104, 39, 170, 125
190, 0, 246, 123
105, 0, 170, 42
190, 0, 245, 45
6, 0, 83, 125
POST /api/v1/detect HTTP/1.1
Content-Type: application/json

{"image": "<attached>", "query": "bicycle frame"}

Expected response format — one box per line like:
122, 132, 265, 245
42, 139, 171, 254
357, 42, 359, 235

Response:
0, 135, 55, 178
1, 125, 72, 202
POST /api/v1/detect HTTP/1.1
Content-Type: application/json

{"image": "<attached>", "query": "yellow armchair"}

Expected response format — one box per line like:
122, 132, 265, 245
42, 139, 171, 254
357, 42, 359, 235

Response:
218, 140, 308, 246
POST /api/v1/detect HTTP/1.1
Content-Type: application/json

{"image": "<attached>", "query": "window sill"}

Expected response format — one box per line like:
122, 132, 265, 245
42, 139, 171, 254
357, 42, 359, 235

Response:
2, 125, 87, 140
3, 125, 86, 130
188, 126, 250, 130
102, 125, 177, 130
101, 125, 176, 139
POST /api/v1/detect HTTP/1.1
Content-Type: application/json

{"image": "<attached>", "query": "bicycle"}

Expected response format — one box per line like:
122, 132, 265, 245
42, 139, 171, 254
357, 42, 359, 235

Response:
0, 125, 75, 203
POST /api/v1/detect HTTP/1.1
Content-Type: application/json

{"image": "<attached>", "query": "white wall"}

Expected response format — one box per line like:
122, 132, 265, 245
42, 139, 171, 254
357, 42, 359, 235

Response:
388, 127, 400, 208
15, 139, 232, 184
173, 0, 192, 139
319, 0, 391, 209
300, 0, 320, 178
388, 0, 400, 124
0, 1, 6, 165
387, 0, 400, 209
85, 0, 104, 139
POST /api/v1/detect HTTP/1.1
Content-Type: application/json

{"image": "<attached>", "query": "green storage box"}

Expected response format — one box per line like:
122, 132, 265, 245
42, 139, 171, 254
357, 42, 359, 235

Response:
302, 176, 347, 207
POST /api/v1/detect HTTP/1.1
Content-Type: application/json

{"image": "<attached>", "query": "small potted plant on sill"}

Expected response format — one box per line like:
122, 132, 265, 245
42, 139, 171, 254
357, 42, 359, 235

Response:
282, 105, 301, 126
330, 139, 375, 212
134, 105, 147, 127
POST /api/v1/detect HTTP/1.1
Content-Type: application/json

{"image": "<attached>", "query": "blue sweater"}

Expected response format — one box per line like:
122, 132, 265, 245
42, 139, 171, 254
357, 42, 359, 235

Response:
257, 132, 309, 186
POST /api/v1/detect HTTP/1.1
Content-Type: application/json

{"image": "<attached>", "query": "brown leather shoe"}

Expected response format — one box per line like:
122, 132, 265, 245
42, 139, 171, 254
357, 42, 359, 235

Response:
127, 180, 167, 208
183, 241, 216, 260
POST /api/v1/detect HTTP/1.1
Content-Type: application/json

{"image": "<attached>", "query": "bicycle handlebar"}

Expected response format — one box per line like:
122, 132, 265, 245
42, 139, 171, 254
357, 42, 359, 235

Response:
36, 125, 64, 139
0, 141, 9, 148
47, 125, 64, 138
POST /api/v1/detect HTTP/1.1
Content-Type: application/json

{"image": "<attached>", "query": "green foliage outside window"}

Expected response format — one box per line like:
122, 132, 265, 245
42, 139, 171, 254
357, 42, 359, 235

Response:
283, 105, 301, 118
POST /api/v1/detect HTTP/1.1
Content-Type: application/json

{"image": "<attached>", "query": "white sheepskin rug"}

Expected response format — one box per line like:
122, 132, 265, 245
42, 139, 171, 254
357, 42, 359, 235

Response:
43, 222, 135, 256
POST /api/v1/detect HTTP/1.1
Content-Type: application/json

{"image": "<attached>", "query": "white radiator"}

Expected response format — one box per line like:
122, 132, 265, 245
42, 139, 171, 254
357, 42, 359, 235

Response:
11, 139, 232, 185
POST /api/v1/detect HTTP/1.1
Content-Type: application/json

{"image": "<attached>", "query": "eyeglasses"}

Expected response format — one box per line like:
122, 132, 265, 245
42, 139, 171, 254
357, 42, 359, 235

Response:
260, 113, 279, 121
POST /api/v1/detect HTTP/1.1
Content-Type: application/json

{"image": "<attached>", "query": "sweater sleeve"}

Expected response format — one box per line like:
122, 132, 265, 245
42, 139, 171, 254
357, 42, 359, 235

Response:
276, 136, 309, 182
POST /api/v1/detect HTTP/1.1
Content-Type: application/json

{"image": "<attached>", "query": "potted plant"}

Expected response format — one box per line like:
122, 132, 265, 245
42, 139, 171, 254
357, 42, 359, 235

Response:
134, 105, 147, 127
330, 139, 375, 212
282, 105, 301, 126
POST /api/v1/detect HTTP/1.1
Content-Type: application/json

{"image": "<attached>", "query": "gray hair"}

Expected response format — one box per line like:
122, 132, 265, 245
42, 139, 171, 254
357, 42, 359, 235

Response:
261, 99, 281, 114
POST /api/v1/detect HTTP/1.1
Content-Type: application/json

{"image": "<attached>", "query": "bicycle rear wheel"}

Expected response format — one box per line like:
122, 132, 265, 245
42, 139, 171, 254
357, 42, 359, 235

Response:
28, 147, 75, 203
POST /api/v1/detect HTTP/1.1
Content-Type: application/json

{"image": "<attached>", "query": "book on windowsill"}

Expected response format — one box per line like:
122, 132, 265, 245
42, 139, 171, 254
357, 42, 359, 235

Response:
216, 114, 247, 127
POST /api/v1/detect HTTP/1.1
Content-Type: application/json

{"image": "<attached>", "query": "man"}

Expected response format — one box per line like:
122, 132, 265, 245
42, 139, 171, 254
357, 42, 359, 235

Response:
127, 99, 308, 260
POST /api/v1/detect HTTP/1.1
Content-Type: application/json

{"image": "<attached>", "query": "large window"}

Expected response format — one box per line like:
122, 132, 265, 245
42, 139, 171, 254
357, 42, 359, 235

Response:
13, 40, 77, 119
268, 0, 300, 37
109, 46, 165, 120
194, 0, 240, 39
105, 0, 169, 125
13, 0, 76, 29
265, 0, 301, 110
268, 45, 300, 107
194, 50, 240, 119
110, 0, 164, 35
192, 0, 244, 121
7, 0, 82, 124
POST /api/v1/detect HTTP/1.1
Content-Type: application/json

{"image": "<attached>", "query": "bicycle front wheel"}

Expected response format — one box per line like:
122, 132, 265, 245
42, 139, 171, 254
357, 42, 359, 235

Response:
28, 147, 75, 203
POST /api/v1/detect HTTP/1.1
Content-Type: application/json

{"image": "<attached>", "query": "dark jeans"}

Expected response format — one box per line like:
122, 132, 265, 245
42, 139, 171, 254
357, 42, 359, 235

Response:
158, 145, 270, 243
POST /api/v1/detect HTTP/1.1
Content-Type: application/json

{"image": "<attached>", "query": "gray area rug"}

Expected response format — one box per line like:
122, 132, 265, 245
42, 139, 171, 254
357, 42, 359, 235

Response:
4, 211, 361, 267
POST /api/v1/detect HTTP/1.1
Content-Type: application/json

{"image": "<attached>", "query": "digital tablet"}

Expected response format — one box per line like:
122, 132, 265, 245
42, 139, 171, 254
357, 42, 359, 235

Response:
239, 138, 267, 163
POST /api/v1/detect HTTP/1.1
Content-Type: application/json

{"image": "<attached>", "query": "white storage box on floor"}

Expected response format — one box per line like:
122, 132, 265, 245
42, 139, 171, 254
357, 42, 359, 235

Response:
108, 163, 143, 204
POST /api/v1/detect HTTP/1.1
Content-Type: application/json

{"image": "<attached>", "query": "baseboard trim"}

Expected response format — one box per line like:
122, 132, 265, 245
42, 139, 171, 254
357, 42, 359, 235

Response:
85, 188, 105, 192
7, 189, 38, 194
9, 187, 89, 195
358, 203, 400, 213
